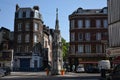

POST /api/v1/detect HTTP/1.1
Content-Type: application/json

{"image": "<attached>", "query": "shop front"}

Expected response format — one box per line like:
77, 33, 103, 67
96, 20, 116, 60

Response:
106, 47, 120, 67
68, 53, 107, 72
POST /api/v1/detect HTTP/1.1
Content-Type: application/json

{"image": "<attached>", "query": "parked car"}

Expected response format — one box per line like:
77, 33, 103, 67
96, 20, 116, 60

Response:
2, 67, 11, 76
107, 64, 120, 80
85, 66, 99, 73
76, 65, 85, 73
0, 68, 5, 77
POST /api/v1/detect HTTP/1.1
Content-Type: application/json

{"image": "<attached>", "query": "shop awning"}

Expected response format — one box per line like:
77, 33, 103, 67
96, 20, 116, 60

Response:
112, 56, 120, 64
112, 61, 120, 64
106, 47, 120, 57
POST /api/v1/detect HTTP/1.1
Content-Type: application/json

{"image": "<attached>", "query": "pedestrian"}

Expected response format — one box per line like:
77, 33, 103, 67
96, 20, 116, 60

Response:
67, 65, 70, 72
72, 65, 75, 72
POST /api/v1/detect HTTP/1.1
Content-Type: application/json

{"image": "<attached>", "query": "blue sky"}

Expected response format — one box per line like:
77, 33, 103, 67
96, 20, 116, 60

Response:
0, 0, 107, 42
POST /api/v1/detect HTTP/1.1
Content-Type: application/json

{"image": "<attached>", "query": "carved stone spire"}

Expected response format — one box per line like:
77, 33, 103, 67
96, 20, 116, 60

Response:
55, 8, 59, 30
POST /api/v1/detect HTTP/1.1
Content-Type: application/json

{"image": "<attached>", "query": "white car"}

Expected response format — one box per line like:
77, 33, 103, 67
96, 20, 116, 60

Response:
76, 65, 85, 73
0, 68, 5, 77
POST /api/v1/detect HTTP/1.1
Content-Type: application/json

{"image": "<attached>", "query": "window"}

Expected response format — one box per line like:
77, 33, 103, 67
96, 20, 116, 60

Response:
103, 19, 108, 28
71, 33, 75, 41
96, 45, 102, 53
23, 11, 26, 18
78, 45, 84, 53
85, 20, 90, 28
0, 53, 2, 57
25, 23, 30, 31
96, 20, 101, 28
30, 11, 34, 17
71, 45, 75, 53
34, 34, 37, 43
78, 33, 83, 41
103, 32, 108, 37
103, 8, 107, 14
18, 23, 22, 31
35, 46, 39, 53
70, 20, 75, 29
34, 10, 39, 18
25, 46, 29, 52
19, 11, 22, 18
96, 32, 101, 40
17, 46, 21, 52
85, 45, 91, 53
17, 34, 21, 43
85, 33, 90, 41
34, 23, 39, 31
25, 34, 29, 43
78, 20, 83, 28
26, 10, 30, 18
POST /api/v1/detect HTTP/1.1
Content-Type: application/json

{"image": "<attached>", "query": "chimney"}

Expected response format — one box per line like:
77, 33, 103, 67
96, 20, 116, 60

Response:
33, 6, 39, 11
16, 4, 19, 11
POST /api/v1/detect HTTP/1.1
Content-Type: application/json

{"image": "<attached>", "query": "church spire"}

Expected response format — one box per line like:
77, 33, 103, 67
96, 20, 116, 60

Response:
55, 8, 59, 30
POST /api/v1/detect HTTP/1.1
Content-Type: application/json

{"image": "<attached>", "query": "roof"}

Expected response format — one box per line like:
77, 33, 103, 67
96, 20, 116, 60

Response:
70, 7, 107, 15
0, 27, 10, 32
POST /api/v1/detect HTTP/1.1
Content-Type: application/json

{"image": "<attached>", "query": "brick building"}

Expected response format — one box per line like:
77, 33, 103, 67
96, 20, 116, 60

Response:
0, 27, 10, 51
68, 7, 108, 69
0, 27, 13, 68
13, 4, 52, 71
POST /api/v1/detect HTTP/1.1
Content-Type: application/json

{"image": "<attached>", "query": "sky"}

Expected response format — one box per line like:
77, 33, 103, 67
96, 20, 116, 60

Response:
0, 0, 107, 42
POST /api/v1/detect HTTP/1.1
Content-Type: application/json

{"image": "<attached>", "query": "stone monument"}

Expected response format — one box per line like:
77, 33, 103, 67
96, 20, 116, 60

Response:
51, 8, 63, 75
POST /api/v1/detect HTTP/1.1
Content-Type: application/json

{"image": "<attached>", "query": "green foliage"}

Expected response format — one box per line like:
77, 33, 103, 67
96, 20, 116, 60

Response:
61, 38, 69, 61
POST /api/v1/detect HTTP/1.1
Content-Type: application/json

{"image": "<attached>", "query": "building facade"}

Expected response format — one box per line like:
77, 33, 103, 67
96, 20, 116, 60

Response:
0, 27, 10, 51
107, 0, 120, 65
13, 4, 52, 71
0, 27, 13, 68
69, 7, 108, 69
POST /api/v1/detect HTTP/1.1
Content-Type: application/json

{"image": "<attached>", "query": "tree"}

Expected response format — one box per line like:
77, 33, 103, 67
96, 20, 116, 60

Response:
61, 38, 69, 61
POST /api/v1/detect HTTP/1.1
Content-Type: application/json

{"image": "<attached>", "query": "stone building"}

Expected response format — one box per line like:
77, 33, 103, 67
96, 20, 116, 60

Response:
107, 0, 120, 65
68, 7, 108, 69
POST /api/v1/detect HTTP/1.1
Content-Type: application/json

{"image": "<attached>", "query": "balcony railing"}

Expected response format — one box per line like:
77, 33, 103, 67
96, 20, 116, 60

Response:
69, 52, 107, 57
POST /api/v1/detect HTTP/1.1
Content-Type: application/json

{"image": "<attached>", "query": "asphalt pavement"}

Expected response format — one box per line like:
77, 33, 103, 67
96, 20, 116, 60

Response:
0, 71, 102, 80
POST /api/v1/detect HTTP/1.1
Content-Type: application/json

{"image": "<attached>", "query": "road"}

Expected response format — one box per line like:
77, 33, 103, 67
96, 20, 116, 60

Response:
0, 72, 102, 80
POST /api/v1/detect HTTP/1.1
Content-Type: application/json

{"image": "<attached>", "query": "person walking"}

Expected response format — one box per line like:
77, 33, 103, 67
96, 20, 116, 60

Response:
72, 65, 75, 72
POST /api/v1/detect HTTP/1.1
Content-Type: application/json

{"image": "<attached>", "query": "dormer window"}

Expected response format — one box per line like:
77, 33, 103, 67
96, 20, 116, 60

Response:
103, 8, 107, 14
77, 7, 82, 13
26, 10, 30, 18
19, 11, 22, 18
23, 11, 26, 18
30, 11, 34, 17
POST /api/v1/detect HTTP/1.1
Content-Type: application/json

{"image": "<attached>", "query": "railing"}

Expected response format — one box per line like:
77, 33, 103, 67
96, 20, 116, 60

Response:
69, 52, 107, 57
